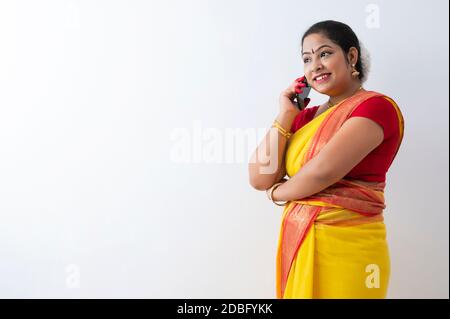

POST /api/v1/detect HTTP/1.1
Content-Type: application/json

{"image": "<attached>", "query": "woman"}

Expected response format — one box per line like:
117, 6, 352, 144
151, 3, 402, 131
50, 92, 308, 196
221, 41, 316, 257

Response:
248, 20, 404, 298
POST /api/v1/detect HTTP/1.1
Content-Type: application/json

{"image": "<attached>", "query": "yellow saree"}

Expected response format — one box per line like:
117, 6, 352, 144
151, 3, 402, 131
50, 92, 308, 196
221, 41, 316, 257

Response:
275, 90, 404, 299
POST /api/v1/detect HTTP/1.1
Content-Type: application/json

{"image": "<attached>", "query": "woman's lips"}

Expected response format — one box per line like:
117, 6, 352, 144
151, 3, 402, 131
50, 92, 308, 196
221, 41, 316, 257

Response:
314, 73, 331, 84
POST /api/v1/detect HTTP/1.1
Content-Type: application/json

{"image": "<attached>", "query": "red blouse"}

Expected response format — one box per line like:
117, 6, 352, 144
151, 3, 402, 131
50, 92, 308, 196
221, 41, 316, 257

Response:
290, 96, 401, 182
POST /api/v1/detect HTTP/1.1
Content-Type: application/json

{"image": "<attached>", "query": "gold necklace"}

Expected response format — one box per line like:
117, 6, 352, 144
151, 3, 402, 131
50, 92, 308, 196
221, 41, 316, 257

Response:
327, 86, 364, 109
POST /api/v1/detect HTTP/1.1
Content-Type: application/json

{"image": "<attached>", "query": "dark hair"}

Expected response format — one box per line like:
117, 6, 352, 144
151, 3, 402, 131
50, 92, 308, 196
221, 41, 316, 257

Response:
301, 20, 368, 82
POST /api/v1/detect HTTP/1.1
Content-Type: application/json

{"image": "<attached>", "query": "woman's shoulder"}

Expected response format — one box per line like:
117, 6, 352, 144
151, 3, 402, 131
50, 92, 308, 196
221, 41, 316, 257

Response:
353, 93, 402, 117
350, 94, 401, 139
362, 92, 402, 111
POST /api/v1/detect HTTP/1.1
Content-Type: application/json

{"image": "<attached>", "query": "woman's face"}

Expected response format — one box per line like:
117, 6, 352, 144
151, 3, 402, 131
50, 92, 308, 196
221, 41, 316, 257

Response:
302, 33, 357, 96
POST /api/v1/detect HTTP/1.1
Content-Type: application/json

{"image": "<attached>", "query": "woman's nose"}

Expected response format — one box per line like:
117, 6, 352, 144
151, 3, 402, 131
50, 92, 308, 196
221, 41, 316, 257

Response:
312, 63, 323, 72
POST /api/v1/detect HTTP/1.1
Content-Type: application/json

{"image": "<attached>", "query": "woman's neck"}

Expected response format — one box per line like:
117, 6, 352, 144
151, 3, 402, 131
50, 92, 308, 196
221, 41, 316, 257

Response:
328, 81, 364, 106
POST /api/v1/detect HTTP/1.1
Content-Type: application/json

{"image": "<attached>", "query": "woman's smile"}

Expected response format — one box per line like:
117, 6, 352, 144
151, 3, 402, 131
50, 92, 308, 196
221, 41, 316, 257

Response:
314, 73, 332, 84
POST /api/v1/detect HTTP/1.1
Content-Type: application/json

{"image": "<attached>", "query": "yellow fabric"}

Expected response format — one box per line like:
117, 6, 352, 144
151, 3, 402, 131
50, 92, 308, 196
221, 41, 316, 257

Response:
282, 212, 391, 298
285, 101, 331, 178
278, 96, 398, 298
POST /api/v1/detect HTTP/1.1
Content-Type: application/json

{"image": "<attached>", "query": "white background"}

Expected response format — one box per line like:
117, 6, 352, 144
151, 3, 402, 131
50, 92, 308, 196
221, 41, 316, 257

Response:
0, 0, 448, 298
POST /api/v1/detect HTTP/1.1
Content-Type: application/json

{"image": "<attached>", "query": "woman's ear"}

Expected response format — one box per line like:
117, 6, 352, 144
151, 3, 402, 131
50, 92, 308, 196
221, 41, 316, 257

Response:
347, 47, 359, 65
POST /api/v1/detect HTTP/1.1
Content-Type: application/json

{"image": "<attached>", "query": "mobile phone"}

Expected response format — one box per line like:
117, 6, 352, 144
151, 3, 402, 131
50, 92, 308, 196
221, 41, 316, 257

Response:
295, 77, 311, 110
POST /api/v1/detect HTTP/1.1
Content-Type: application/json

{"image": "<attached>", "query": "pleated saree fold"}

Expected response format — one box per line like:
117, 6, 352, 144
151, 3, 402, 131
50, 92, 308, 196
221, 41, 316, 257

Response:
275, 90, 404, 299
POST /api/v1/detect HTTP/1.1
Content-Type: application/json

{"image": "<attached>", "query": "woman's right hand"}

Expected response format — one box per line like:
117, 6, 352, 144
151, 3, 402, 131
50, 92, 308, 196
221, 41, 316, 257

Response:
279, 76, 311, 114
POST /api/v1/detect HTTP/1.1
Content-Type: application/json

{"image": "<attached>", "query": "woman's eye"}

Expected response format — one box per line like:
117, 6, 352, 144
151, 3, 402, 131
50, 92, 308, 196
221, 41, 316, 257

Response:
303, 51, 332, 63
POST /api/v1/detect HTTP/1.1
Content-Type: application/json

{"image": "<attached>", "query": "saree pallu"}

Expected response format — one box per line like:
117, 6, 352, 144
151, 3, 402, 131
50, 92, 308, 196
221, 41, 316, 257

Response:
275, 90, 404, 299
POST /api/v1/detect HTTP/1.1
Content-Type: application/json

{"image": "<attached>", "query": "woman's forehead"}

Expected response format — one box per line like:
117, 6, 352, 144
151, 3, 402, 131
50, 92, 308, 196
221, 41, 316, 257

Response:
302, 34, 335, 52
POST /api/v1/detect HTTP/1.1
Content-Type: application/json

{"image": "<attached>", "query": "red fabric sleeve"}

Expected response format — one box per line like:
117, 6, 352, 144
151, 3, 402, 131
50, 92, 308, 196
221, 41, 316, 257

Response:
290, 107, 318, 133
349, 96, 399, 139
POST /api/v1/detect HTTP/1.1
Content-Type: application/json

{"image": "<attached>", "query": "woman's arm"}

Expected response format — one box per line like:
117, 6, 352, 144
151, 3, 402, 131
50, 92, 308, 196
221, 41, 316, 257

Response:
248, 110, 297, 191
274, 156, 287, 183
271, 116, 384, 201
249, 76, 310, 191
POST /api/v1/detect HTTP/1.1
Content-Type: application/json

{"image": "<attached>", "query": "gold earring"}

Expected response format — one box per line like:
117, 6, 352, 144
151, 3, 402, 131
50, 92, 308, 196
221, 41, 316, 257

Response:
351, 64, 360, 78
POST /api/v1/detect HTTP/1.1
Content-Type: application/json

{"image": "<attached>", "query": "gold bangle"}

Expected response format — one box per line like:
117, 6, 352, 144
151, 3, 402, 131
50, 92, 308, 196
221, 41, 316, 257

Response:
267, 182, 288, 206
272, 125, 292, 139
271, 121, 292, 139
272, 120, 289, 134
267, 182, 281, 200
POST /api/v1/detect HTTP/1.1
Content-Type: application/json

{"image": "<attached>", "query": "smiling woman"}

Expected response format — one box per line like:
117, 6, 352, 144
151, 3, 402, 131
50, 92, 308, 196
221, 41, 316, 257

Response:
248, 20, 405, 299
